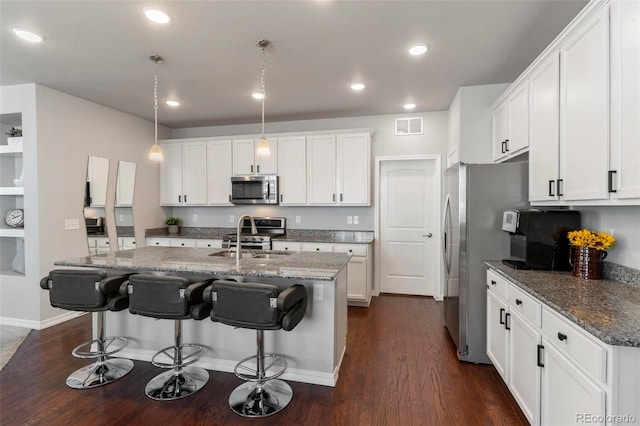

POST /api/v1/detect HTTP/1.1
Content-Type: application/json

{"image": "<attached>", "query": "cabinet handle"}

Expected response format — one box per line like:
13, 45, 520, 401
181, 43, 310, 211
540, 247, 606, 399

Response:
504, 139, 509, 152
537, 344, 545, 367
251, 164, 254, 173
499, 308, 505, 325
491, 280, 496, 285
280, 194, 283, 202
257, 164, 260, 173
505, 313, 511, 330
178, 195, 181, 203
332, 193, 336, 202
316, 248, 320, 251
557, 332, 568, 342
556, 179, 564, 197
548, 180, 555, 197
515, 299, 522, 306
501, 141, 506, 154
184, 194, 187, 203
608, 170, 617, 193
132, 241, 135, 245
340, 193, 343, 202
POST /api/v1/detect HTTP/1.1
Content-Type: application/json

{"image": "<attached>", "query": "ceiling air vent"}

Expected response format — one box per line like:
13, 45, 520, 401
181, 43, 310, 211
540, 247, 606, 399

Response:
395, 117, 423, 135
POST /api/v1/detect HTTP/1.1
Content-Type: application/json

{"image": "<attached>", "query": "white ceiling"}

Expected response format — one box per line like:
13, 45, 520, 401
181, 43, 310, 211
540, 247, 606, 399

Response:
1, 0, 587, 129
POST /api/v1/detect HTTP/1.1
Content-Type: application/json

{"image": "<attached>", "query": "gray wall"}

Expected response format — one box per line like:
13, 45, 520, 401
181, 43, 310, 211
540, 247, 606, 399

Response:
171, 111, 449, 230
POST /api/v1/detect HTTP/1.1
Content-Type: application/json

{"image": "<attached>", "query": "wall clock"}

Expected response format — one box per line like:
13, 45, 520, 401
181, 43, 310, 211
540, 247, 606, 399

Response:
5, 209, 24, 228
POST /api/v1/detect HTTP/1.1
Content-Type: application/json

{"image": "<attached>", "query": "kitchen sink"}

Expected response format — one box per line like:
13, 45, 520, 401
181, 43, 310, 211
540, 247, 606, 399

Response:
208, 251, 255, 259
208, 251, 292, 259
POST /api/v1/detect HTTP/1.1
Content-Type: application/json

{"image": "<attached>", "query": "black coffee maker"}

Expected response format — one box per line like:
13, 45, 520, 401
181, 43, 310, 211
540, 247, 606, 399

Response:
502, 209, 581, 270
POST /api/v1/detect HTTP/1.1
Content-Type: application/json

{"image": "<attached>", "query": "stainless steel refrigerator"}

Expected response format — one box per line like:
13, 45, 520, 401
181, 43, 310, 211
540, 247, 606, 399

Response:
443, 162, 528, 364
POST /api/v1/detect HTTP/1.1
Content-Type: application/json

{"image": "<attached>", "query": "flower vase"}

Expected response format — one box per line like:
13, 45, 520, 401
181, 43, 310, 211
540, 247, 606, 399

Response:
167, 225, 179, 234
569, 246, 607, 280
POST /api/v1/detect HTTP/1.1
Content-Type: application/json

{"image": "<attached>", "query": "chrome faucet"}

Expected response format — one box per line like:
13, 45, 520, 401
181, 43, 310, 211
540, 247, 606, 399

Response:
236, 214, 257, 268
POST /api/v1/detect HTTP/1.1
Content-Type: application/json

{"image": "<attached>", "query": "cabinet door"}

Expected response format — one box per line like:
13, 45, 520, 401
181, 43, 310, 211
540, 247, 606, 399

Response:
88, 156, 109, 207
194, 239, 222, 249
170, 238, 196, 248
337, 133, 370, 205
307, 135, 337, 204
301, 242, 334, 253
146, 238, 171, 247
507, 82, 530, 155
277, 136, 307, 205
487, 290, 509, 381
160, 143, 183, 205
206, 140, 233, 205
559, 7, 609, 201
271, 241, 301, 252
181, 142, 207, 205
345, 256, 367, 302
610, 0, 640, 199
116, 161, 136, 206
232, 139, 256, 175
529, 53, 561, 202
256, 138, 278, 175
508, 310, 541, 425
540, 338, 605, 426
492, 102, 509, 162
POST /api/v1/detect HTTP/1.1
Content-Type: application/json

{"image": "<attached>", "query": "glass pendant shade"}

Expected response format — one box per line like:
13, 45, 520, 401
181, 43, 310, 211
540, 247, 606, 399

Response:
256, 137, 270, 157
149, 143, 163, 161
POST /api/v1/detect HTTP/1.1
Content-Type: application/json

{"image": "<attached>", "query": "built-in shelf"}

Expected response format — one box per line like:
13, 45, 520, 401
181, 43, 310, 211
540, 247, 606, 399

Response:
0, 145, 23, 155
0, 187, 24, 195
0, 229, 25, 237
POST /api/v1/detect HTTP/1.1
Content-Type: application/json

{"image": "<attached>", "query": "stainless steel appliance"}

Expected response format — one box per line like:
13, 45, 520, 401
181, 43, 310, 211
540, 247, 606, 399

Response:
443, 162, 528, 364
85, 217, 105, 234
222, 217, 286, 250
229, 175, 278, 205
502, 209, 581, 270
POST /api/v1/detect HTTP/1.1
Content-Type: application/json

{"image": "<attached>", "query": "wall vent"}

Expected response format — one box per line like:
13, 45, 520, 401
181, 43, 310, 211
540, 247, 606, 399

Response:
395, 117, 423, 135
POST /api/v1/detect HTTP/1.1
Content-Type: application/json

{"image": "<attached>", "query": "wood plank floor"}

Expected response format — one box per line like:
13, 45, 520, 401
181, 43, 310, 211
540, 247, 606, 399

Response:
0, 295, 526, 426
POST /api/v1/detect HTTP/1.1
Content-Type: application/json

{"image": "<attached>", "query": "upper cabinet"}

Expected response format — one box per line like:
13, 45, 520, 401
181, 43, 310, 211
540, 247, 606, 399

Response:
206, 140, 233, 205
277, 136, 307, 205
232, 138, 278, 176
307, 134, 337, 204
86, 156, 109, 207
160, 141, 207, 206
492, 81, 530, 162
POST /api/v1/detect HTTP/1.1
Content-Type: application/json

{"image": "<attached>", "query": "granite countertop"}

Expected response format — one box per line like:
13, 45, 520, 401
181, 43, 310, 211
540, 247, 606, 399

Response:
485, 261, 640, 347
55, 246, 350, 281
145, 227, 374, 244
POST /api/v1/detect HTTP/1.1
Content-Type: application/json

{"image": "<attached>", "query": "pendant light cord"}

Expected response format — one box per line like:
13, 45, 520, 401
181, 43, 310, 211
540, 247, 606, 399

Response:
261, 44, 266, 138
154, 61, 159, 145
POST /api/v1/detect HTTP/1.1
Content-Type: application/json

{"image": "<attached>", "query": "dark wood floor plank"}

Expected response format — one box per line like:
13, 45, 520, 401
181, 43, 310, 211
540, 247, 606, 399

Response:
0, 295, 527, 426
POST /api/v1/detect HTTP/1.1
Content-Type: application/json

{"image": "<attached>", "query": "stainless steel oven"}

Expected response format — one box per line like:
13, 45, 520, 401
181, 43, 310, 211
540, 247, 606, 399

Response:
222, 217, 286, 250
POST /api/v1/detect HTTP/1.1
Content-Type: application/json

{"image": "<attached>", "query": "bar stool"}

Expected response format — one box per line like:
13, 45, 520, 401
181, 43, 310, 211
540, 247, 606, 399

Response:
40, 269, 134, 389
207, 280, 308, 418
125, 274, 214, 401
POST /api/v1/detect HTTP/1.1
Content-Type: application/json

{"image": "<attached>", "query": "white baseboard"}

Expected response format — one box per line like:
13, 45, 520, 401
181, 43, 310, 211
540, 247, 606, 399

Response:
0, 311, 85, 330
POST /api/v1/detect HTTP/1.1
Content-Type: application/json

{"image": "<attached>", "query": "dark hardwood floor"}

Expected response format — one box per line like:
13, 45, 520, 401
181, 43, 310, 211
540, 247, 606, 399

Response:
0, 295, 526, 426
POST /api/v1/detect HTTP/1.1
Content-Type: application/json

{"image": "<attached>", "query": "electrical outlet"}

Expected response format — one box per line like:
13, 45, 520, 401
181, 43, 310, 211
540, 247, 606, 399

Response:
64, 218, 80, 230
229, 215, 235, 224
313, 284, 323, 301
193, 214, 198, 222
296, 215, 301, 224
354, 216, 359, 224
347, 216, 353, 224
119, 214, 124, 222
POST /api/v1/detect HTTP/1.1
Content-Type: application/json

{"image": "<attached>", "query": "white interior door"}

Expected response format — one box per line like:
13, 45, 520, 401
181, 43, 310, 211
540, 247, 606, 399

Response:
379, 159, 439, 296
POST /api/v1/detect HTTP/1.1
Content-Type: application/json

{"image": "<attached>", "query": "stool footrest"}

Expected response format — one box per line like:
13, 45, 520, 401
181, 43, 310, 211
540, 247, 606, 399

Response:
71, 336, 128, 359
234, 354, 287, 382
151, 344, 203, 369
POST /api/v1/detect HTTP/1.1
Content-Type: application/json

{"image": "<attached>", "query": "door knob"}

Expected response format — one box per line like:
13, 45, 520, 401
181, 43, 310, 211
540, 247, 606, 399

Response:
423, 233, 433, 238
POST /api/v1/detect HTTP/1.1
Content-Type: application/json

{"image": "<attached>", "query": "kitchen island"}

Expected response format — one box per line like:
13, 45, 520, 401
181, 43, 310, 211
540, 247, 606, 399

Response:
54, 247, 350, 386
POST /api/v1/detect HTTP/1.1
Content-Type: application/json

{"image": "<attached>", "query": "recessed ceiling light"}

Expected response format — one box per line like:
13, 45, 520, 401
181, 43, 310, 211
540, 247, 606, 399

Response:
252, 92, 265, 100
408, 43, 429, 56
12, 27, 45, 43
404, 103, 417, 110
166, 100, 180, 107
351, 83, 365, 91
143, 6, 172, 24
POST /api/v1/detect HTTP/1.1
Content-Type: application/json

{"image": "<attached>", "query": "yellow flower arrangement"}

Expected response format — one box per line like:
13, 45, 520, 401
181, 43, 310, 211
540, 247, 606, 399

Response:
567, 229, 616, 251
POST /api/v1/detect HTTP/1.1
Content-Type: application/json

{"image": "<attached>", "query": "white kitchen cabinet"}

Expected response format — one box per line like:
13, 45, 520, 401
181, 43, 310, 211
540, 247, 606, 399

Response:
609, 0, 640, 200
559, 6, 610, 202
194, 239, 222, 249
232, 138, 278, 176
115, 161, 136, 206
271, 241, 301, 252
146, 237, 171, 247
529, 53, 561, 202
170, 238, 196, 248
301, 242, 334, 253
87, 236, 110, 255
486, 287, 509, 381
277, 136, 307, 205
337, 133, 370, 205
160, 141, 207, 206
118, 237, 136, 250
86, 156, 109, 207
491, 102, 509, 162
307, 134, 337, 205
206, 140, 233, 205
491, 81, 529, 162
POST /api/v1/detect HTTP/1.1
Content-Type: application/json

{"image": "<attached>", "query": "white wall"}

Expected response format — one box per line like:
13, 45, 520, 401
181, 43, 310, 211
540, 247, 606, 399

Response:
171, 111, 449, 230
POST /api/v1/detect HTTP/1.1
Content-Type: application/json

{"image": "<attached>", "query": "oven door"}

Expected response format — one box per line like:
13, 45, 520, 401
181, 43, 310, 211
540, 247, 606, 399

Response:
222, 240, 271, 250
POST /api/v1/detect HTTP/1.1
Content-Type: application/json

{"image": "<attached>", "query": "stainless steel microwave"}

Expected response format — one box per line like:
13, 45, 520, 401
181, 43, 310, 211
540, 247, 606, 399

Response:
229, 175, 279, 205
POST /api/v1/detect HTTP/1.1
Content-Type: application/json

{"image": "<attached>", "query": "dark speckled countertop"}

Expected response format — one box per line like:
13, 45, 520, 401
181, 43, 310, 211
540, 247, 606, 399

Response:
486, 261, 640, 347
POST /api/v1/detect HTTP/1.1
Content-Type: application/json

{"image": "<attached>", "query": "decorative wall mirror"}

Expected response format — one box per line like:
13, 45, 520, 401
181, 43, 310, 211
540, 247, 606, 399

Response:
115, 160, 136, 250
84, 156, 109, 255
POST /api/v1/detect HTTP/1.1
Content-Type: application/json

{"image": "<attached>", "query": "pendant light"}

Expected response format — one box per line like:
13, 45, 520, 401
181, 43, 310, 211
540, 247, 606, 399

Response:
148, 54, 164, 161
256, 39, 271, 157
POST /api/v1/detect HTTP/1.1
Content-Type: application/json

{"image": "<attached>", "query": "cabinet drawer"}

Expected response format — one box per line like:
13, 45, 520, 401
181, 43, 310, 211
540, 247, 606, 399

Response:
301, 243, 334, 253
508, 284, 541, 327
333, 244, 367, 257
95, 237, 110, 248
487, 269, 508, 299
541, 306, 607, 383
170, 238, 196, 248
146, 238, 171, 247
272, 241, 301, 252
195, 239, 222, 249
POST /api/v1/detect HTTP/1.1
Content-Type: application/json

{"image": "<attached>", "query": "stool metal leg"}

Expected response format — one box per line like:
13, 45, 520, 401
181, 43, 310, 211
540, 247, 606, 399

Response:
145, 319, 209, 401
229, 330, 293, 417
66, 311, 134, 389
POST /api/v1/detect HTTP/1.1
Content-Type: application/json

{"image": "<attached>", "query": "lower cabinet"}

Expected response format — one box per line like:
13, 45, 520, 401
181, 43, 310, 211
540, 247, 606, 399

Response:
87, 236, 110, 255
145, 237, 221, 248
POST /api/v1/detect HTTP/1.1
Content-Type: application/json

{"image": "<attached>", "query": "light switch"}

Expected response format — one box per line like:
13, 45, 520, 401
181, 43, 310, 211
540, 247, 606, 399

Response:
193, 214, 198, 222
229, 215, 235, 224
313, 284, 323, 301
347, 216, 353, 224
354, 216, 359, 224
296, 216, 301, 224
64, 218, 80, 230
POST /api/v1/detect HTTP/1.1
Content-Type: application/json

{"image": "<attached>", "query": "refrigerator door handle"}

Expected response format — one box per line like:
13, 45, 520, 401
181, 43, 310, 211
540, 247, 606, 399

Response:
442, 196, 451, 274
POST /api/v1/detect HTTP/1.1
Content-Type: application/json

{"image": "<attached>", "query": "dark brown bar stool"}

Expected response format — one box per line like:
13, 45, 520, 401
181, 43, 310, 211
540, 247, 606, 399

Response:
40, 269, 134, 389
125, 274, 214, 401
207, 280, 307, 418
